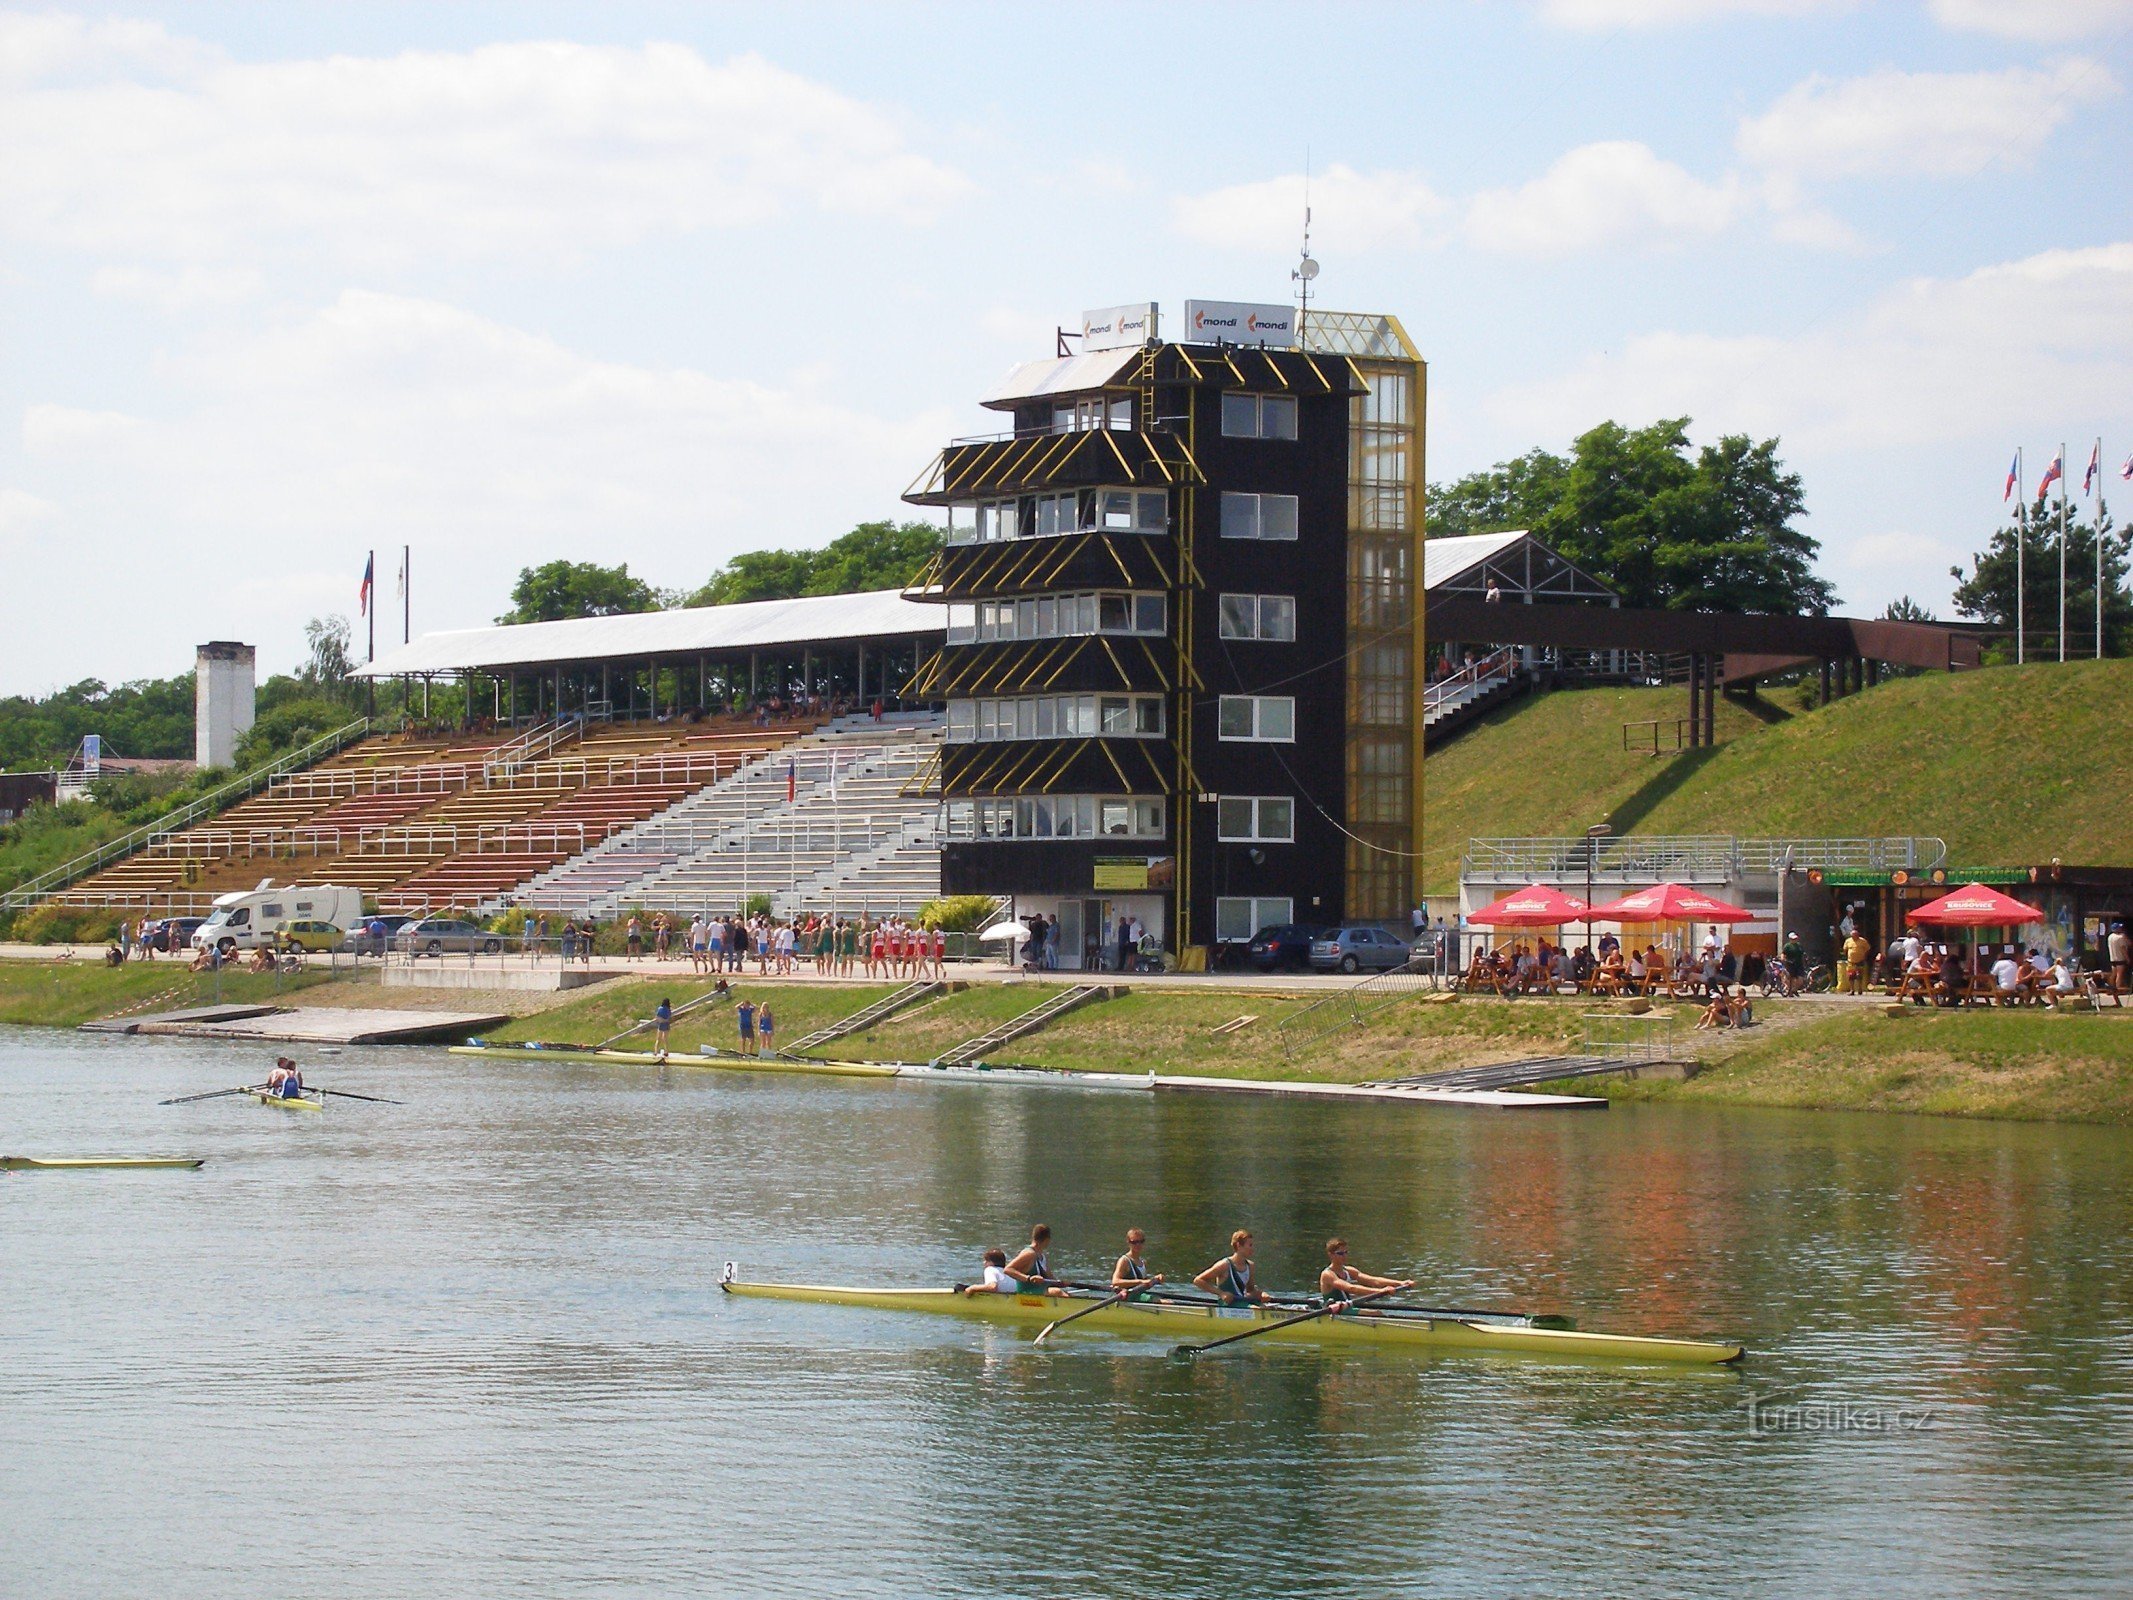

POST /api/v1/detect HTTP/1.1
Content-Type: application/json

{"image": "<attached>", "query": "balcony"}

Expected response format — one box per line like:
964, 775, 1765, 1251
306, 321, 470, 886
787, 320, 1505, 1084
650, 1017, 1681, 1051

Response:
904, 428, 1200, 507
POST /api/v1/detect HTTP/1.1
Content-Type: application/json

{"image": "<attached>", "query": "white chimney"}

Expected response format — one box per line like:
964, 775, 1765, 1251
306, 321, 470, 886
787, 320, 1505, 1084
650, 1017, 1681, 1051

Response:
195, 641, 256, 768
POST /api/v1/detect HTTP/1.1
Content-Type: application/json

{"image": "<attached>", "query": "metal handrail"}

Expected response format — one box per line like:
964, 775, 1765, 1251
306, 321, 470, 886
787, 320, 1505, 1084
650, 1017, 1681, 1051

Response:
0, 718, 370, 911
484, 714, 583, 782
1423, 647, 1519, 718
1461, 835, 1949, 879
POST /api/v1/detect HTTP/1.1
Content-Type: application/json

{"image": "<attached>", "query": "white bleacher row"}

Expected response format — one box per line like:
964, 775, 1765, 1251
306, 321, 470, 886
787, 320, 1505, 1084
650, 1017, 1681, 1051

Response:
498, 715, 943, 918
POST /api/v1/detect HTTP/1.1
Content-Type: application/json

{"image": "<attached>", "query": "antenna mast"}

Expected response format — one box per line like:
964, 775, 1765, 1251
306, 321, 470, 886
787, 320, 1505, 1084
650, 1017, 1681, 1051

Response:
1291, 158, 1319, 338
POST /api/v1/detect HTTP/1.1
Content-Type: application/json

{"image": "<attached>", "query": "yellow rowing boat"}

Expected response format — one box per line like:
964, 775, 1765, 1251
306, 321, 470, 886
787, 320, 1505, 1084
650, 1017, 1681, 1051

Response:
249, 1087, 324, 1112
720, 1279, 1744, 1365
2, 1155, 207, 1171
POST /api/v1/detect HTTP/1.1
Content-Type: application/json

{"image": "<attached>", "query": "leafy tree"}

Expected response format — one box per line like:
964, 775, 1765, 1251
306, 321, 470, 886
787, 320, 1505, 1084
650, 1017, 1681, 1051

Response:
300, 615, 357, 702
1882, 596, 1936, 622
1428, 419, 1834, 614
1950, 496, 2128, 656
497, 561, 659, 624
234, 696, 353, 769
0, 675, 194, 768
684, 521, 942, 607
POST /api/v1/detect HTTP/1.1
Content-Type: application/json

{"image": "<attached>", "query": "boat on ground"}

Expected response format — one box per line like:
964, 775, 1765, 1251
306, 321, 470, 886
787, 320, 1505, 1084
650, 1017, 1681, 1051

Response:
720, 1278, 1744, 1365
2, 1155, 207, 1171
249, 1087, 324, 1112
447, 1043, 899, 1078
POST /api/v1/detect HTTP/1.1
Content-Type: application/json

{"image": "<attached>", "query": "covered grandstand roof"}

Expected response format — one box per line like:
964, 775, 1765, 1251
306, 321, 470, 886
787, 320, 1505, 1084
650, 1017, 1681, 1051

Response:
354, 588, 943, 677
1425, 531, 1616, 604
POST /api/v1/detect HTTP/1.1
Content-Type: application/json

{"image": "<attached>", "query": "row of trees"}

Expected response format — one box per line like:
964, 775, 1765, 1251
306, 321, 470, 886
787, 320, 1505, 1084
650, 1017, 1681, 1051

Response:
1947, 496, 2129, 655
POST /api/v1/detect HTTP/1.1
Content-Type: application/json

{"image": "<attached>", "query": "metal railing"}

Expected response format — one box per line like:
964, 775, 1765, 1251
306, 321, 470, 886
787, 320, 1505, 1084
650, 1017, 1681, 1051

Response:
1423, 647, 1519, 722
1580, 1010, 1683, 1064
1, 718, 370, 912
1277, 958, 1440, 1061
1462, 835, 1947, 882
483, 714, 583, 783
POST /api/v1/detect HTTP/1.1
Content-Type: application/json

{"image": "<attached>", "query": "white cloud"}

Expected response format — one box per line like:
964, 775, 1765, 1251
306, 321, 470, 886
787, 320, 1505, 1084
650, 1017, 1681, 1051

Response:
1928, 0, 2133, 40
0, 486, 59, 553
1738, 61, 2119, 180
92, 264, 265, 309
13, 291, 955, 670
1538, 0, 1851, 27
1485, 241, 2133, 453
1173, 164, 1448, 254
0, 12, 209, 83
0, 35, 970, 269
1464, 141, 1743, 255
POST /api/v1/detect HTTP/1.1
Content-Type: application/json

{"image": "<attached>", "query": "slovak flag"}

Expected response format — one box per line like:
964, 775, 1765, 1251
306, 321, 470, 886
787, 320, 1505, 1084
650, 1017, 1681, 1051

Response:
358, 553, 374, 616
2121, 452, 2133, 483
2003, 451, 2020, 501
2083, 441, 2101, 496
2037, 451, 2063, 498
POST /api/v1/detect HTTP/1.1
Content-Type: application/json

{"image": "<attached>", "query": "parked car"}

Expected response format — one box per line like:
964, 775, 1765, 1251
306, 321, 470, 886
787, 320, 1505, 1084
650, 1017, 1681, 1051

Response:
395, 918, 502, 957
347, 914, 415, 956
276, 920, 345, 954
1244, 922, 1330, 971
1309, 926, 1413, 974
139, 916, 205, 954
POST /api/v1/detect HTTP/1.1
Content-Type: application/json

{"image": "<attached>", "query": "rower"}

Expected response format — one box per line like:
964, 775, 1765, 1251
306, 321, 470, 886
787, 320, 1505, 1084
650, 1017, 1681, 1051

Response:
1317, 1238, 1413, 1308
1005, 1224, 1062, 1289
264, 1056, 304, 1099
1194, 1229, 1272, 1306
962, 1246, 1068, 1298
1111, 1228, 1165, 1294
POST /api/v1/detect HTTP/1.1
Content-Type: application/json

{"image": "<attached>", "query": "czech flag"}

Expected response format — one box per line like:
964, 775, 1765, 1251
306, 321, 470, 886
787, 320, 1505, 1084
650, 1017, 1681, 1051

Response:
358, 553, 374, 616
2002, 451, 2020, 501
2037, 451, 2063, 498
2083, 440, 2100, 496
2122, 452, 2133, 483
786, 758, 796, 803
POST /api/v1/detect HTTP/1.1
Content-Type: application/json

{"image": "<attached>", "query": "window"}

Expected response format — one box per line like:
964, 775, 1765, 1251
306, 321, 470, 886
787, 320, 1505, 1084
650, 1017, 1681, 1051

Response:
1217, 593, 1297, 641
945, 694, 1166, 743
1220, 492, 1299, 541
1098, 488, 1168, 532
1218, 696, 1295, 742
1221, 393, 1299, 440
942, 590, 1163, 646
1216, 896, 1295, 942
1033, 492, 1077, 537
942, 794, 1166, 841
1051, 395, 1134, 434
1216, 796, 1295, 842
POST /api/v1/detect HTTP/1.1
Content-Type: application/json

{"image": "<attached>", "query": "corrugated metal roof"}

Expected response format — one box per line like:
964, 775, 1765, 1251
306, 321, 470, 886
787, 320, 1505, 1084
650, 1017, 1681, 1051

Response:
354, 588, 943, 677
979, 348, 1139, 409
1425, 531, 1528, 589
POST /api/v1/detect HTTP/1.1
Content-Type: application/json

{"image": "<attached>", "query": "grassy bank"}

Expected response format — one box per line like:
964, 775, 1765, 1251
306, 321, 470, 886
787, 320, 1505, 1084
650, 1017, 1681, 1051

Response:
1552, 1007, 2133, 1123
0, 961, 329, 1028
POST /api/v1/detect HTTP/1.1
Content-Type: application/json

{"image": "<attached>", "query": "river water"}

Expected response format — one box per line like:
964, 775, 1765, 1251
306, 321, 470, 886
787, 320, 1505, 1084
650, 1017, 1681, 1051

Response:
4, 1025, 2128, 1598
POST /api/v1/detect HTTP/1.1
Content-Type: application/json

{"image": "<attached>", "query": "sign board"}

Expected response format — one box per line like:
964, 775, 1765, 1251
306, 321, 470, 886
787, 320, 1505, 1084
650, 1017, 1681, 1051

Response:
1094, 856, 1176, 891
1182, 299, 1297, 348
1081, 302, 1158, 352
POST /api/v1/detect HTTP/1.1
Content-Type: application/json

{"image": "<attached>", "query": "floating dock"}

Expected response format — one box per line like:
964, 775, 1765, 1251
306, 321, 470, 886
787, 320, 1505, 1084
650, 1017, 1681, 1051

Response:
89, 1005, 510, 1045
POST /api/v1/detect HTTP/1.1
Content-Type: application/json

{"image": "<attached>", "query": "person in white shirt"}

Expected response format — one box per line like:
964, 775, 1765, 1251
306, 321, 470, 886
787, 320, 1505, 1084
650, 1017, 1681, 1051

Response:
1901, 933, 1922, 966
1990, 951, 2023, 1001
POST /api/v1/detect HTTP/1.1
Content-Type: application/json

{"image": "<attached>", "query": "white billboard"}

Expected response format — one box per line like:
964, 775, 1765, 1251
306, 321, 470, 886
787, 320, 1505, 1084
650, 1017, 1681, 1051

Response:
1081, 302, 1158, 351
1183, 299, 1297, 348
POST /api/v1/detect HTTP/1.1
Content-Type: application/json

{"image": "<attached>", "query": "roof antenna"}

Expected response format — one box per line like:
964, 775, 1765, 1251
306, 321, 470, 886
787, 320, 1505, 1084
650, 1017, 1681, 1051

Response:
1291, 152, 1319, 339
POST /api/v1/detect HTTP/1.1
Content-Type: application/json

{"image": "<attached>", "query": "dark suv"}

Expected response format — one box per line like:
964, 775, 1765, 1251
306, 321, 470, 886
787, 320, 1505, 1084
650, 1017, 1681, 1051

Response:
1244, 923, 1329, 971
139, 916, 205, 954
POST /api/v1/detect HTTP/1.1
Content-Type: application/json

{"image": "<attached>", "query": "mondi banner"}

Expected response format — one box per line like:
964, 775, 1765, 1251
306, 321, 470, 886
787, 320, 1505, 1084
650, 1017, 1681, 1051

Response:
1183, 299, 1297, 348
1081, 302, 1157, 351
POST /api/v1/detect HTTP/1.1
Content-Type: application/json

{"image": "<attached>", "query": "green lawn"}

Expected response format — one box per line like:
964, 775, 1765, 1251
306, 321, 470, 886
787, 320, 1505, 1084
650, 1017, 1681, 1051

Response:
1423, 659, 2133, 894
484, 978, 904, 1055
0, 961, 329, 1028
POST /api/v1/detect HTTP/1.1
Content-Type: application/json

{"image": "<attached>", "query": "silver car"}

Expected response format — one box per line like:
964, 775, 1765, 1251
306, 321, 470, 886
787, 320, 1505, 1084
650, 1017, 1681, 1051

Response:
395, 918, 503, 957
1309, 926, 1413, 974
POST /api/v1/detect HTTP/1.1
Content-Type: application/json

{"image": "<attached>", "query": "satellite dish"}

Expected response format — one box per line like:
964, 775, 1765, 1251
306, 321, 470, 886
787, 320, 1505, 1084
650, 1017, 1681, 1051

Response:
1295, 256, 1320, 281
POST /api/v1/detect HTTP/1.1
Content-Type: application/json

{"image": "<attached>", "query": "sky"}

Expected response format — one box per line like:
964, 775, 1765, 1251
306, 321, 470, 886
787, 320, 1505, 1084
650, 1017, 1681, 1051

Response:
1, 0, 2128, 693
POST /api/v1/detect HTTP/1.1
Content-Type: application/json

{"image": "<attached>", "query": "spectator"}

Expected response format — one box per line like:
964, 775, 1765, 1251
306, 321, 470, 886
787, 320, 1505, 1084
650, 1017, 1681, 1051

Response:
2110, 922, 2131, 994
1841, 928, 1873, 994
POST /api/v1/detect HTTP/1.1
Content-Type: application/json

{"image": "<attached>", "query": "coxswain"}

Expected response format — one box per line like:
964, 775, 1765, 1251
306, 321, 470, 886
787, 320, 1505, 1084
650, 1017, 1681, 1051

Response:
1004, 1223, 1063, 1289
264, 1056, 304, 1099
1111, 1228, 1164, 1294
1194, 1229, 1273, 1306
1317, 1238, 1413, 1308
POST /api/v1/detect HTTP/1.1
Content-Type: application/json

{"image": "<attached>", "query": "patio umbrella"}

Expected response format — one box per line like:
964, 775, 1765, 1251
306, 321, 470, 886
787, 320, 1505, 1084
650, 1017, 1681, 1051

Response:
1905, 884, 2045, 926
1466, 884, 1593, 927
1580, 882, 1753, 924
975, 919, 1030, 943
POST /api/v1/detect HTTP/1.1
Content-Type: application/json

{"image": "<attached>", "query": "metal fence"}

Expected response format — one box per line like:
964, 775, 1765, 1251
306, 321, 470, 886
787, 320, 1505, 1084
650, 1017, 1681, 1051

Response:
1463, 835, 1947, 883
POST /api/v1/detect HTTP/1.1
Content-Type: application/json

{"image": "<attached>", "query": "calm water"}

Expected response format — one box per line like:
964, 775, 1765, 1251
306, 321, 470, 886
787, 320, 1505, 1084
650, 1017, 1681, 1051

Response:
4, 1025, 2129, 1598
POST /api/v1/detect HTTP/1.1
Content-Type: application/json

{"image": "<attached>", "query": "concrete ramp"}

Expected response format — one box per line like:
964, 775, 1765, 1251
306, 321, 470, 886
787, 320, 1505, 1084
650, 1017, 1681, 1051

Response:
118, 1006, 509, 1045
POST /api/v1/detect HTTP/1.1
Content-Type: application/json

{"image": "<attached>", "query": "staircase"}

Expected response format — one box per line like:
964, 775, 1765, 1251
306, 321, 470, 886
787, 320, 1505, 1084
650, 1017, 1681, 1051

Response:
931, 984, 1118, 1067
785, 980, 945, 1055
1423, 647, 1527, 747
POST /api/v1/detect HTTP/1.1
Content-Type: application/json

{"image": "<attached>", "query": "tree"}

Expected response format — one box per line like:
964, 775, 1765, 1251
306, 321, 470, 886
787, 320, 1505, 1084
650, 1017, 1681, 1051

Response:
1427, 419, 1835, 614
497, 561, 659, 624
1882, 596, 1936, 622
1950, 496, 2129, 656
684, 520, 942, 607
300, 615, 356, 703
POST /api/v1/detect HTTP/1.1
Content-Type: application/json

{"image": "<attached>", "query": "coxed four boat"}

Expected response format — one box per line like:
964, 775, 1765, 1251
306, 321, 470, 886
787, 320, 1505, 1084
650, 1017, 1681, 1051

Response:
721, 1278, 1743, 1365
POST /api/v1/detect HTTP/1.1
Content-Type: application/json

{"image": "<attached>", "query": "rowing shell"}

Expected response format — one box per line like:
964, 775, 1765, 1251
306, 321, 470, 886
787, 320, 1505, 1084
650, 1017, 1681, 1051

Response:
249, 1088, 324, 1112
447, 1044, 898, 1078
2, 1155, 207, 1171
721, 1280, 1744, 1365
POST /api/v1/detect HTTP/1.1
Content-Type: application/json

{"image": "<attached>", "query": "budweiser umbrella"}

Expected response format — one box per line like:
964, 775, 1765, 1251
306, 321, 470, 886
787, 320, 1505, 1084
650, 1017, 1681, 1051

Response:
1906, 884, 2045, 926
1467, 884, 1592, 927
1581, 882, 1753, 924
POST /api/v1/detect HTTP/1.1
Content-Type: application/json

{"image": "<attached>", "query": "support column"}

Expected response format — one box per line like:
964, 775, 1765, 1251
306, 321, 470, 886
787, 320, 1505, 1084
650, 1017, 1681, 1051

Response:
1705, 658, 1717, 746
749, 650, 759, 705
1819, 659, 1832, 706
648, 658, 658, 719
857, 641, 868, 704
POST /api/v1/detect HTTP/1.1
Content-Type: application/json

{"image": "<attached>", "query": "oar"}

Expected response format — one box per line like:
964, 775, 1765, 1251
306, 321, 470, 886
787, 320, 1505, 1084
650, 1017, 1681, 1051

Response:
315, 1087, 403, 1105
1172, 1285, 1402, 1360
1033, 1283, 1143, 1346
159, 1087, 252, 1105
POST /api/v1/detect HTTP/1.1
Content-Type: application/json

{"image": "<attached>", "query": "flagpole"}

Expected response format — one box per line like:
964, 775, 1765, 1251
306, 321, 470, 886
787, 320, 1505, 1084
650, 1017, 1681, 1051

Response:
2015, 448, 2025, 664
403, 543, 411, 645
367, 547, 376, 719
2058, 440, 2069, 664
2095, 437, 2105, 660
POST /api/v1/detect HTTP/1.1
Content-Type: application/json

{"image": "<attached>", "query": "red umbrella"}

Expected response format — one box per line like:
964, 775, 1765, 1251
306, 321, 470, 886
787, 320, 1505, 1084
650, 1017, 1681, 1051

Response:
1467, 883, 1592, 927
1906, 883, 2045, 926
1582, 882, 1753, 923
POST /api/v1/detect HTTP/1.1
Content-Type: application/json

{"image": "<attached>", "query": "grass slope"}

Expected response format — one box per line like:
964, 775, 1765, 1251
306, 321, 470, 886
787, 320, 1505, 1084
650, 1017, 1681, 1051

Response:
0, 963, 328, 1028
1424, 659, 2133, 892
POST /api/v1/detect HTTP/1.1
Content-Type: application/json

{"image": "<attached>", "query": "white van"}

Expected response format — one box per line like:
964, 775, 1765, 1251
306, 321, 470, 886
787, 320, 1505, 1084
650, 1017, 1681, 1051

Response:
192, 883, 364, 954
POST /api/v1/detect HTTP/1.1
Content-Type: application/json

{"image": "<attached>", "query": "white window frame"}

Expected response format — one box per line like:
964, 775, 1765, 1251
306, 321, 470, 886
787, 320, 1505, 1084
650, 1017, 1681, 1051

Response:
1220, 393, 1299, 441
943, 794, 1166, 841
1217, 695, 1295, 743
942, 591, 1165, 647
1097, 488, 1168, 533
1216, 796, 1296, 842
945, 694, 1167, 743
1219, 492, 1299, 541
1215, 896, 1294, 943
1217, 593, 1298, 641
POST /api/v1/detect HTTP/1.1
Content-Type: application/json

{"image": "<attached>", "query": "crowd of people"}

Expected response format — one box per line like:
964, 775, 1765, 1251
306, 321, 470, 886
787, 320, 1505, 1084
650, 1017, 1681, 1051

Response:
525, 910, 948, 981
1459, 931, 1753, 1002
